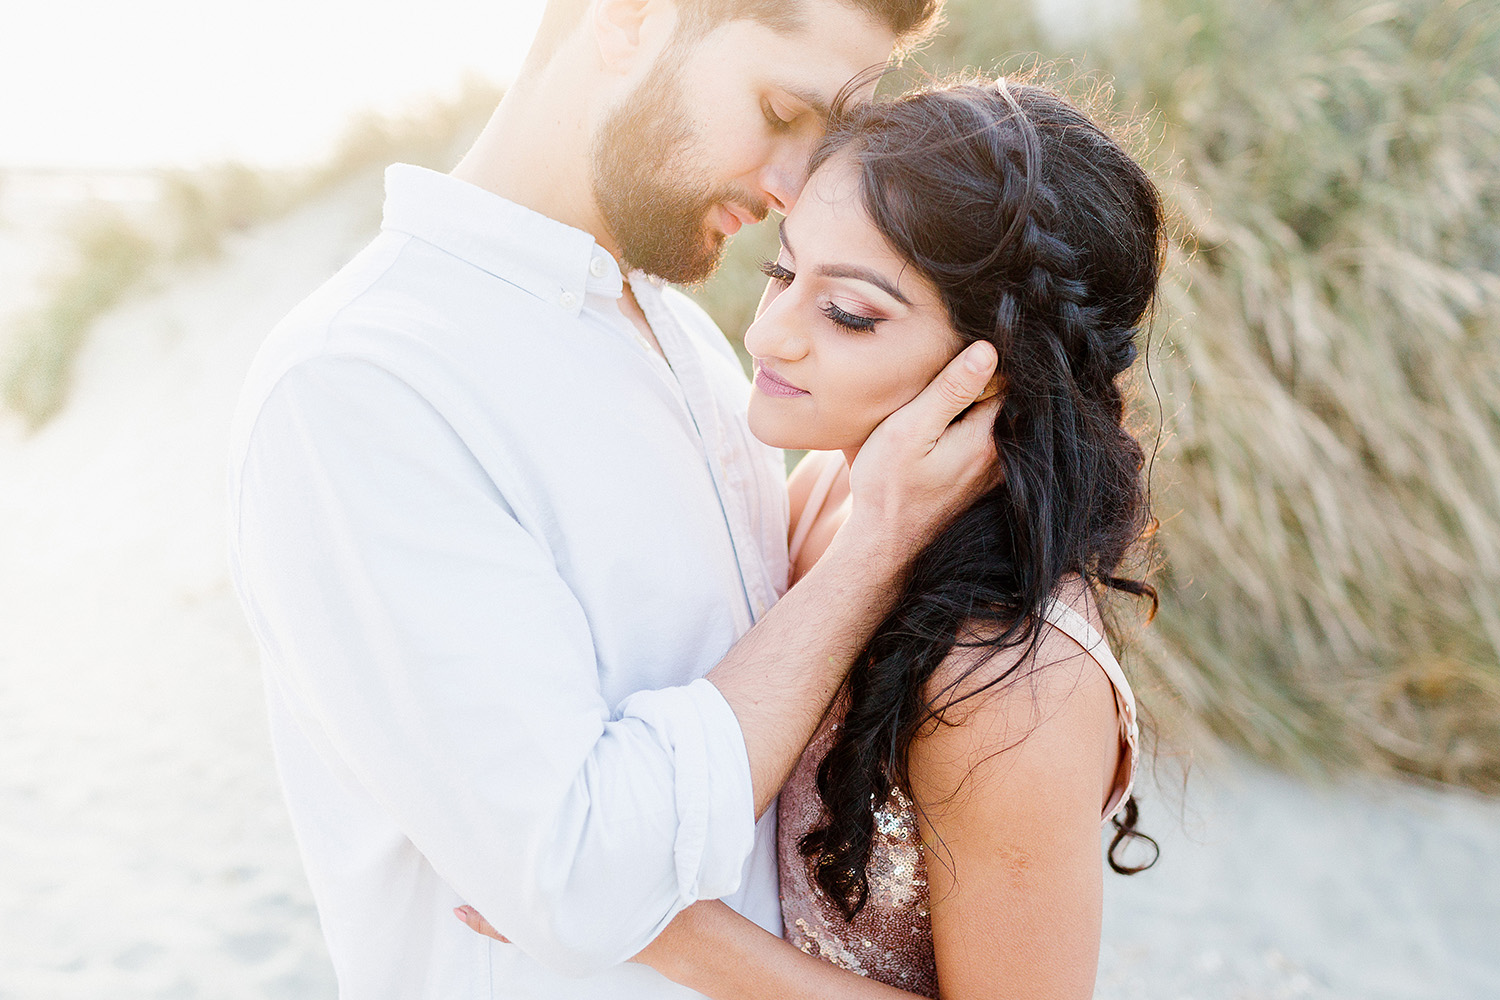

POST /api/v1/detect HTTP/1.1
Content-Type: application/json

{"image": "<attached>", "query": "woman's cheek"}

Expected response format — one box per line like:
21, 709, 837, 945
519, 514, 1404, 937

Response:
857, 358, 946, 439
874, 368, 926, 421
752, 280, 782, 321
838, 383, 906, 447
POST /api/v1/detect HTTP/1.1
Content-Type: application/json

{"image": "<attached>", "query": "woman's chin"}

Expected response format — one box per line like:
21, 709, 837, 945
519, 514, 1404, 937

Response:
748, 402, 812, 450
747, 417, 802, 450
748, 410, 864, 454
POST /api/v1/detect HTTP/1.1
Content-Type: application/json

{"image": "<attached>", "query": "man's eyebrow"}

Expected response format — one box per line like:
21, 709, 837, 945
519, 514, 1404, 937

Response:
779, 219, 911, 306
778, 85, 833, 123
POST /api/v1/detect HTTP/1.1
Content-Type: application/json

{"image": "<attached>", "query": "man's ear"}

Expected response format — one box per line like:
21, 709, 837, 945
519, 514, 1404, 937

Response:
592, 0, 676, 73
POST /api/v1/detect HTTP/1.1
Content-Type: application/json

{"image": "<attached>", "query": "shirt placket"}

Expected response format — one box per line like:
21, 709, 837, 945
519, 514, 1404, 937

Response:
629, 278, 764, 633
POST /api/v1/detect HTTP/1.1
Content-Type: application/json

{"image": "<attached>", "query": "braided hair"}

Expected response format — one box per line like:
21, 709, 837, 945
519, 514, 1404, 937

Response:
798, 77, 1165, 920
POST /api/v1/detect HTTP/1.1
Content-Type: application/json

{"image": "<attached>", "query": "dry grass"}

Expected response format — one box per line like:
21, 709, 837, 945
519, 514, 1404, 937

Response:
897, 0, 1500, 788
2, 78, 502, 429
3, 164, 309, 425
3, 210, 156, 424
1133, 0, 1500, 790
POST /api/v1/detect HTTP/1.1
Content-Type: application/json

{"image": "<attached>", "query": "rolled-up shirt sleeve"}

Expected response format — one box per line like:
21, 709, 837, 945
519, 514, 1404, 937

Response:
230, 353, 757, 975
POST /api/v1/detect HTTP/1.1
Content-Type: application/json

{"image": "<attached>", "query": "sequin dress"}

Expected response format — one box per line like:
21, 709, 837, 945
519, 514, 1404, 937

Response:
777, 696, 943, 996
777, 454, 1140, 997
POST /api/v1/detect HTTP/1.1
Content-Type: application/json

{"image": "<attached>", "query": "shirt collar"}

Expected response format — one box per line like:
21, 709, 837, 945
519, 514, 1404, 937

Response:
380, 164, 624, 317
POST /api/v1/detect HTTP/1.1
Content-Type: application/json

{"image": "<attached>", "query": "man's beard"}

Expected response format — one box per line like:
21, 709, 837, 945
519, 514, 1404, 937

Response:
590, 52, 763, 285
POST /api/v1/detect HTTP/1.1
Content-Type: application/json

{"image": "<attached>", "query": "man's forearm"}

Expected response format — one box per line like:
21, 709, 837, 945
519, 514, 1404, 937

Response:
707, 341, 999, 818
706, 529, 905, 818
636, 901, 914, 1000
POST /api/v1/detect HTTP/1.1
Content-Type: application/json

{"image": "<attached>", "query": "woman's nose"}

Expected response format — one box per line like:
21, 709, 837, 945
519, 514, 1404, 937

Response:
743, 288, 809, 362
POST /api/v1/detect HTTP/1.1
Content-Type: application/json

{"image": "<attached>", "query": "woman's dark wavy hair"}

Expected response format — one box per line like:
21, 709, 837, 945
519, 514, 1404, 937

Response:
799, 76, 1166, 920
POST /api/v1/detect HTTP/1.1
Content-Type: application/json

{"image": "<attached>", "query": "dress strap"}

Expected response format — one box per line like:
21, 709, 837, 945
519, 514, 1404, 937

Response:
1041, 598, 1139, 822
788, 453, 845, 568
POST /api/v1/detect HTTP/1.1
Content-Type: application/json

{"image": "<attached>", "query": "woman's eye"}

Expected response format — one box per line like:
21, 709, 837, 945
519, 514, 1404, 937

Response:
758, 259, 795, 285
761, 101, 794, 131
822, 302, 880, 332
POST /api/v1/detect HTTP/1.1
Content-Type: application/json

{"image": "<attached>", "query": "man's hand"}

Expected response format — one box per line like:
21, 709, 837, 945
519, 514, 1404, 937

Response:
843, 340, 1002, 558
455, 901, 708, 973
456, 905, 508, 942
694, 341, 1000, 821
450, 905, 510, 947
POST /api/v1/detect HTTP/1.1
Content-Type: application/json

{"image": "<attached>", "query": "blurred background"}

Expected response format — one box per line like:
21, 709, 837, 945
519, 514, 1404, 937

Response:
1, 0, 1497, 996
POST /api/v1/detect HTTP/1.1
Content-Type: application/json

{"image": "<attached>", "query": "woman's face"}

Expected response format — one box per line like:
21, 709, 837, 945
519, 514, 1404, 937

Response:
743, 157, 965, 453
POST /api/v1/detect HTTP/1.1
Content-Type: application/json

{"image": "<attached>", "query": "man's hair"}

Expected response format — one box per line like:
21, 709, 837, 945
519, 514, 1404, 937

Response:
522, 0, 942, 74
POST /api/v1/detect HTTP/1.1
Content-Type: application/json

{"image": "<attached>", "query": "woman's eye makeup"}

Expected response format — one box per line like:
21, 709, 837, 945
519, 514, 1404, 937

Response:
822, 302, 880, 332
758, 258, 794, 285
759, 258, 882, 332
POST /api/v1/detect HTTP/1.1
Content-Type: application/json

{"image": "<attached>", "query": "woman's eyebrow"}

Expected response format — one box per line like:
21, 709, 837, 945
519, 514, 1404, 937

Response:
779, 218, 909, 305
815, 263, 910, 306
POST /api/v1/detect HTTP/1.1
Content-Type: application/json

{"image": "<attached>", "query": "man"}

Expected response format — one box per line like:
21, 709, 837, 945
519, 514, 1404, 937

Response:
227, 0, 998, 994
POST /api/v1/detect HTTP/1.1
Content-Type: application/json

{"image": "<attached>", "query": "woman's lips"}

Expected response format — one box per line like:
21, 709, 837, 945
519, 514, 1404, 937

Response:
753, 362, 809, 398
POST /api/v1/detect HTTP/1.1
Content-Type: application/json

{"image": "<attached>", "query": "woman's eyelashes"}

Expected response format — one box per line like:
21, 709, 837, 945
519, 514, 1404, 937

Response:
821, 302, 879, 332
756, 259, 882, 333
758, 258, 794, 285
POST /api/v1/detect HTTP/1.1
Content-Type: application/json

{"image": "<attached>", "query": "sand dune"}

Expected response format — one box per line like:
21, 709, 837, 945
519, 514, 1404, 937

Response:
1, 175, 1496, 999
0, 176, 380, 998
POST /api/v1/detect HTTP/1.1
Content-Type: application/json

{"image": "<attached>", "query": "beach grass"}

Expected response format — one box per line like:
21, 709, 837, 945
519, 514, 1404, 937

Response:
1, 79, 502, 429
906, 0, 1500, 789
3, 210, 157, 423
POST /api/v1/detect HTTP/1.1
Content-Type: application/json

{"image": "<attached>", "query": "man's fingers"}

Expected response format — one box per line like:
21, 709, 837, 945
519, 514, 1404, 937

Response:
454, 905, 509, 943
925, 341, 999, 432
950, 394, 1001, 447
946, 395, 1003, 484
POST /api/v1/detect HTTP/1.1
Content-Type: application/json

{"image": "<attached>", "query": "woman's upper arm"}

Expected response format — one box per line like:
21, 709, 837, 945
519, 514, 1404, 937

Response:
908, 624, 1120, 1000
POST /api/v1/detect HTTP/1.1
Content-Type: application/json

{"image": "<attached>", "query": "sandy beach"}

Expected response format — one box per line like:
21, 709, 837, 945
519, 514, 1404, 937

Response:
2, 175, 1497, 999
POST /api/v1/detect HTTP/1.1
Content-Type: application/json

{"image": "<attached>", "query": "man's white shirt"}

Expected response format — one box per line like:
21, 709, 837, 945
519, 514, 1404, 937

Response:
227, 164, 790, 998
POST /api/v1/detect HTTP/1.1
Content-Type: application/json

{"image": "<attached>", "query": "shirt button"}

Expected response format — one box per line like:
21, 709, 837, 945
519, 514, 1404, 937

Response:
589, 256, 609, 278
559, 291, 578, 310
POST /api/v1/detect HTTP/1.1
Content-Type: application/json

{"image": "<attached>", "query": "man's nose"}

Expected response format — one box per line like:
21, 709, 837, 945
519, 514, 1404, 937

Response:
760, 169, 800, 216
760, 135, 818, 214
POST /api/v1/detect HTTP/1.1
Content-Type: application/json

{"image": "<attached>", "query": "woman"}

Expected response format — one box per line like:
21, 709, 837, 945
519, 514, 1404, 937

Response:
462, 75, 1163, 999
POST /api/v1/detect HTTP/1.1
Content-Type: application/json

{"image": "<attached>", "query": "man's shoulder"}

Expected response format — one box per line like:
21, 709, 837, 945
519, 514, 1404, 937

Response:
232, 233, 478, 458
240, 228, 557, 408
238, 236, 415, 406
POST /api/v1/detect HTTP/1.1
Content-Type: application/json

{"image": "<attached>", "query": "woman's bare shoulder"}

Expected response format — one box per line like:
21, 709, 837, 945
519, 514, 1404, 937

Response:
913, 578, 1118, 796
910, 579, 1119, 1000
922, 580, 1109, 714
785, 451, 845, 543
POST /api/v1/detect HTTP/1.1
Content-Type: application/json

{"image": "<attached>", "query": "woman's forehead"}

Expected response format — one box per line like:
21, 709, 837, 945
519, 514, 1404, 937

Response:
784, 162, 949, 318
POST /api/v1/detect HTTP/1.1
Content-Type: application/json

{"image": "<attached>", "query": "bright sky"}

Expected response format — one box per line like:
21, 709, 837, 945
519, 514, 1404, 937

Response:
1, 0, 549, 169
